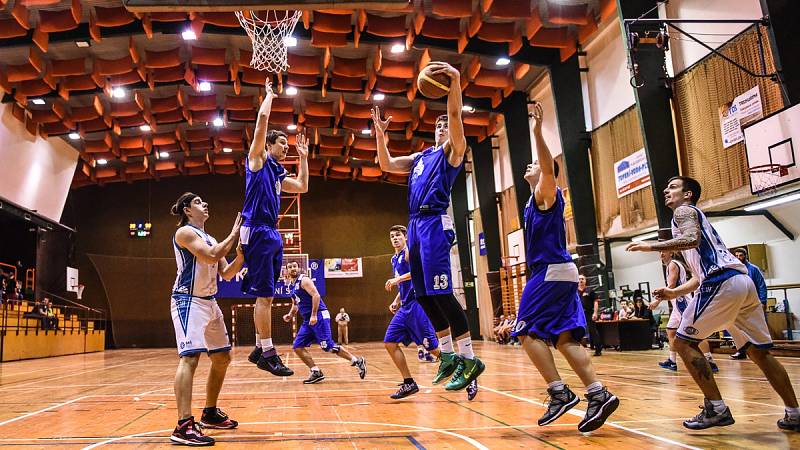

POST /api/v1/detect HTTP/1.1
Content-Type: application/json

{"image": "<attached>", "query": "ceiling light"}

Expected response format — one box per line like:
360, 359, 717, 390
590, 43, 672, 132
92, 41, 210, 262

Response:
159, 151, 170, 158
182, 29, 197, 40
198, 81, 211, 92
213, 117, 224, 127
97, 159, 108, 165
287, 124, 297, 131
462, 105, 475, 113
390, 43, 405, 53
222, 147, 233, 153
31, 98, 45, 105
75, 40, 90, 48
373, 93, 385, 101
68, 132, 80, 140
631, 231, 658, 242
285, 86, 298, 96
743, 192, 800, 211
496, 57, 511, 66
361, 128, 371, 135
111, 87, 126, 98
284, 36, 297, 47
139, 124, 151, 132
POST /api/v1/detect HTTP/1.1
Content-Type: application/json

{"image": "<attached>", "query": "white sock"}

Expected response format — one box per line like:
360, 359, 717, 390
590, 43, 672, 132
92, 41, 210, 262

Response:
255, 334, 262, 347
350, 356, 358, 364
586, 381, 603, 394
786, 407, 800, 418
548, 380, 565, 391
311, 366, 320, 373
260, 338, 274, 351
709, 399, 726, 413
704, 352, 714, 361
669, 351, 676, 362
457, 337, 474, 360
439, 335, 454, 353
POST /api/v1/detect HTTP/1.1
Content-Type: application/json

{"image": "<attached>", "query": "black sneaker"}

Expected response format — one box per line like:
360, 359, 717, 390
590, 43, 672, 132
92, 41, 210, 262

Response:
708, 360, 720, 373
538, 385, 580, 426
578, 387, 620, 432
777, 412, 800, 431
659, 359, 678, 371
390, 381, 419, 399
199, 407, 238, 429
466, 380, 478, 401
303, 370, 325, 384
731, 342, 750, 360
352, 356, 367, 379
171, 417, 215, 446
256, 351, 294, 377
683, 399, 735, 430
247, 346, 262, 364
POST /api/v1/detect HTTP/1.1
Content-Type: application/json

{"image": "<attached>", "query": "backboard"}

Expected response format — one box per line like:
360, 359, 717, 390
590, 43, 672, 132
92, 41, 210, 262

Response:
744, 102, 800, 195
122, 0, 411, 12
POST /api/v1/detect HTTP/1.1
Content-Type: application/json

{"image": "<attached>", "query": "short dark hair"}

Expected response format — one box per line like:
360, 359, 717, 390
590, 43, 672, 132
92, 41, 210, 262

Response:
389, 225, 407, 235
733, 247, 748, 258
668, 176, 702, 204
170, 192, 198, 226
266, 130, 287, 145
435, 114, 448, 127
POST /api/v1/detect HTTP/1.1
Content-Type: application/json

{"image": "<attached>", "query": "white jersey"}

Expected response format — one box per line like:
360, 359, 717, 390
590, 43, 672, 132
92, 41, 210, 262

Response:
172, 225, 219, 298
672, 205, 746, 283
670, 259, 692, 307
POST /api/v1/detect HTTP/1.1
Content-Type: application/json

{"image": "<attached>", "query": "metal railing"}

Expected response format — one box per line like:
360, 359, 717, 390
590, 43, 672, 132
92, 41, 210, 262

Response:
1, 295, 106, 336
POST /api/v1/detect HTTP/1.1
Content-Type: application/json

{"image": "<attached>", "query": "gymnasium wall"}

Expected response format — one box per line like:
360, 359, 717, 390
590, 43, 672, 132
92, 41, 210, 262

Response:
62, 175, 408, 348
0, 104, 79, 222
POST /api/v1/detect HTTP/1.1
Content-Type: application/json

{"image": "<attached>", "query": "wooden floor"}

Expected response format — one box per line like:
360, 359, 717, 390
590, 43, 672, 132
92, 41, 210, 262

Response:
0, 342, 798, 449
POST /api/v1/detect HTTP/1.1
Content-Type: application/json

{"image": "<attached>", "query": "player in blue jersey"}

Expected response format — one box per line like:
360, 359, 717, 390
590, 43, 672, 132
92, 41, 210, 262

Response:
371, 62, 484, 392
627, 176, 799, 431
282, 261, 367, 384
242, 80, 310, 377
513, 103, 618, 432
168, 192, 244, 446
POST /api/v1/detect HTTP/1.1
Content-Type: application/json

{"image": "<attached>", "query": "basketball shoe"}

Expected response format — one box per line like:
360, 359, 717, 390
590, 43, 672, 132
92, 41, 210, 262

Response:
683, 399, 735, 430
431, 352, 458, 384
538, 385, 579, 426
171, 416, 214, 446
390, 381, 419, 399
578, 387, 620, 432
256, 349, 294, 376
303, 369, 325, 384
445, 357, 485, 391
466, 380, 479, 401
777, 412, 800, 431
200, 407, 238, 429
658, 359, 678, 371
248, 346, 262, 364
352, 356, 367, 379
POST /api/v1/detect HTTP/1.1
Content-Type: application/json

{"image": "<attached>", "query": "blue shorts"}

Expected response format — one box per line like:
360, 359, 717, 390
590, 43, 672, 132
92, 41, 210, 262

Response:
293, 313, 338, 352
241, 224, 283, 298
407, 214, 457, 296
384, 300, 439, 350
511, 262, 586, 343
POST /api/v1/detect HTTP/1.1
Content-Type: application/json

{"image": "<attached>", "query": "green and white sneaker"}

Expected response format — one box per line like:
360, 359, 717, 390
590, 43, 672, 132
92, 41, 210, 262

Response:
445, 357, 485, 391
432, 352, 459, 385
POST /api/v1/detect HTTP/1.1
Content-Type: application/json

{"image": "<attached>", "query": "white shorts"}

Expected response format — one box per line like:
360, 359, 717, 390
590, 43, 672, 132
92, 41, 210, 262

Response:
171, 295, 231, 357
667, 303, 683, 329
677, 272, 772, 349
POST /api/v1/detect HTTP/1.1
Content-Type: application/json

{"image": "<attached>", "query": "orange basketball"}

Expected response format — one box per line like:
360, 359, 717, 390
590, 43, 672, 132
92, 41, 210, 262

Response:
417, 64, 451, 99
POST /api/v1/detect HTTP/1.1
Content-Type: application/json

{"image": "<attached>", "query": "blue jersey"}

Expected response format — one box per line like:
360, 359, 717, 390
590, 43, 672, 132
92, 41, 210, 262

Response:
524, 188, 572, 266
392, 248, 415, 306
242, 154, 287, 227
172, 225, 218, 298
291, 274, 327, 321
408, 145, 463, 215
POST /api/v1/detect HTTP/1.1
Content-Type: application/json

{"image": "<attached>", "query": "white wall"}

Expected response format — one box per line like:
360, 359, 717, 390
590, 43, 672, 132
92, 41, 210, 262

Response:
662, 0, 764, 74
0, 105, 79, 222
583, 18, 637, 128
528, 73, 563, 160
493, 124, 515, 192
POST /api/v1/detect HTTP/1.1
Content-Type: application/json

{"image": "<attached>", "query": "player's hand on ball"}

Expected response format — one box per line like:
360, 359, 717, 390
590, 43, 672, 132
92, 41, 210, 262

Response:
371, 106, 392, 134
531, 102, 543, 132
309, 316, 318, 326
625, 242, 652, 252
295, 132, 309, 158
429, 61, 460, 82
653, 287, 676, 300
264, 80, 275, 100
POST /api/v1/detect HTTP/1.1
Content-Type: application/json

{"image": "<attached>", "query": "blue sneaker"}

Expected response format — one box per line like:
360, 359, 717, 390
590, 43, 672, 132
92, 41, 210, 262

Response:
708, 359, 719, 373
659, 359, 677, 371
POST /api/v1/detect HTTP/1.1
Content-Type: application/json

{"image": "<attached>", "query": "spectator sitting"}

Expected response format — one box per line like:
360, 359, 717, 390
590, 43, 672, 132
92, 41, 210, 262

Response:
0, 278, 7, 304
617, 300, 633, 320
499, 314, 519, 345
43, 298, 58, 330
493, 314, 507, 342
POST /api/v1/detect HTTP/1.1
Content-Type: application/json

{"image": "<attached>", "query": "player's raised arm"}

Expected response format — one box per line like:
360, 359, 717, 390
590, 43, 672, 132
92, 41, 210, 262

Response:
371, 106, 416, 173
176, 213, 242, 265
429, 62, 467, 167
219, 242, 245, 281
531, 102, 557, 208
627, 205, 700, 253
249, 80, 276, 172
282, 132, 310, 193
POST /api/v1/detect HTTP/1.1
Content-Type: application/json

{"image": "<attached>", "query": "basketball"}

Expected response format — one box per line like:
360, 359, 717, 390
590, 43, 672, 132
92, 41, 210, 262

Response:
417, 64, 451, 99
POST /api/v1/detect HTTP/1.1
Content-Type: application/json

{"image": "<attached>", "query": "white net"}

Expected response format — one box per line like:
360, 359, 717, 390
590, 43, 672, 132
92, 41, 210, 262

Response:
235, 10, 302, 74
750, 164, 789, 196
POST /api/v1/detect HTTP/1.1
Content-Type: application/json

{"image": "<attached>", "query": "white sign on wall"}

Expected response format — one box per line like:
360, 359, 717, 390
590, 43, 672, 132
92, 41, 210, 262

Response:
720, 85, 763, 148
66, 266, 79, 292
614, 148, 651, 198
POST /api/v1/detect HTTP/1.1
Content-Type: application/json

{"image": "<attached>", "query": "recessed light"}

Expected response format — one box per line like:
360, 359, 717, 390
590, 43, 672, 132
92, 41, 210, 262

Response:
159, 151, 169, 158
287, 124, 297, 131
496, 57, 511, 66
31, 98, 45, 105
284, 36, 297, 47
139, 124, 151, 132
68, 132, 81, 140
462, 105, 475, 113
111, 87, 126, 98
285, 86, 298, 96
97, 159, 108, 165
222, 147, 233, 153
75, 40, 90, 48
361, 128, 371, 135
198, 81, 211, 92
373, 93, 385, 101
182, 29, 197, 40
213, 117, 224, 127
390, 43, 405, 53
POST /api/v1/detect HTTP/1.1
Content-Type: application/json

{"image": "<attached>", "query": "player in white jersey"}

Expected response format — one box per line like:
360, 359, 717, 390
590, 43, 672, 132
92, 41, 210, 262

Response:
627, 176, 799, 432
168, 192, 245, 446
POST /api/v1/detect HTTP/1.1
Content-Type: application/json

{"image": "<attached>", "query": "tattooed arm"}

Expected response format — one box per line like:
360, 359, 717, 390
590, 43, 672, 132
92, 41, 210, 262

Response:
626, 205, 700, 252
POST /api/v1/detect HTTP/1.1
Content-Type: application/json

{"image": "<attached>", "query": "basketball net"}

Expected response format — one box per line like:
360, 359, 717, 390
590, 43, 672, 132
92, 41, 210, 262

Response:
750, 164, 788, 196
77, 284, 85, 300
235, 10, 302, 73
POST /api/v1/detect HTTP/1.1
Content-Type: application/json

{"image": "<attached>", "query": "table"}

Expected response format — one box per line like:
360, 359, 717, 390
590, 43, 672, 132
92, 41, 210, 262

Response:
595, 318, 652, 351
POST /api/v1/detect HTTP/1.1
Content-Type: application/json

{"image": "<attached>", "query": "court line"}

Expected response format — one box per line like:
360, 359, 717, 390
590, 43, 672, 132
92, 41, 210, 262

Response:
80, 420, 491, 449
481, 386, 702, 450
0, 396, 90, 428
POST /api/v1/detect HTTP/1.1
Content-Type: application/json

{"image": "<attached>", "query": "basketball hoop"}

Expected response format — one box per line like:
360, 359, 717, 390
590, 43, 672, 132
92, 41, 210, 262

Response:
77, 284, 85, 300
235, 10, 302, 73
749, 164, 789, 196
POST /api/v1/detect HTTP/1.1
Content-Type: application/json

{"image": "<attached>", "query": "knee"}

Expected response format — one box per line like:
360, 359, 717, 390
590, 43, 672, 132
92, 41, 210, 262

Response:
210, 351, 231, 368
257, 297, 273, 306
384, 342, 397, 352
180, 354, 201, 370
746, 346, 770, 362
672, 337, 695, 353
293, 347, 303, 356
